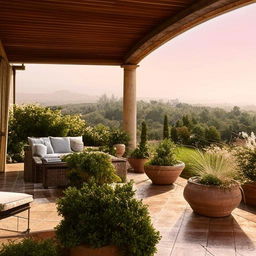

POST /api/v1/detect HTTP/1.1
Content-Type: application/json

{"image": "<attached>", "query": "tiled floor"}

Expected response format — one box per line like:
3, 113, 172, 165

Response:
1, 164, 256, 256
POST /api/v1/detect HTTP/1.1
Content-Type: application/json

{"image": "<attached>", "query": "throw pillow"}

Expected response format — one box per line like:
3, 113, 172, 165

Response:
50, 137, 72, 153
33, 144, 47, 157
69, 136, 84, 152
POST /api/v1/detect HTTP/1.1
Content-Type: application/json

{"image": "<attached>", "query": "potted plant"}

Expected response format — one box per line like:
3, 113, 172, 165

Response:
62, 151, 121, 187
183, 150, 242, 217
144, 139, 185, 185
235, 147, 256, 207
55, 182, 161, 256
128, 121, 149, 173
109, 129, 129, 157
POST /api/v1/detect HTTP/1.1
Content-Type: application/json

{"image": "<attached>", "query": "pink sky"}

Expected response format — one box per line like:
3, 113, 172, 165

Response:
17, 3, 256, 105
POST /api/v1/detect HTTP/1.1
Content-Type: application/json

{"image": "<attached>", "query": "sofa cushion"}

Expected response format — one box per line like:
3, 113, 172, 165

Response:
69, 136, 84, 152
0, 192, 33, 212
33, 144, 47, 157
50, 137, 72, 153
28, 137, 54, 154
41, 137, 54, 154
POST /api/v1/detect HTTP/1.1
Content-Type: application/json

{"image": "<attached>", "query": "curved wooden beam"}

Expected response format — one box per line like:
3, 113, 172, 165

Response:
124, 0, 255, 64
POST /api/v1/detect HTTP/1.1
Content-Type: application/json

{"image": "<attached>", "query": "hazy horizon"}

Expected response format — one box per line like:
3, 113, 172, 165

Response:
16, 3, 256, 106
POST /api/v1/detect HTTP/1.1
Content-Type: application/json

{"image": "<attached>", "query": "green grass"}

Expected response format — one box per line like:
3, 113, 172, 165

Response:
175, 146, 198, 179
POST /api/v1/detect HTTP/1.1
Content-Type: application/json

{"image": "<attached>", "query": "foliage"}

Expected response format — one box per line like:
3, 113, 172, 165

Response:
175, 147, 198, 179
0, 238, 58, 256
140, 121, 147, 147
149, 139, 179, 166
163, 115, 169, 139
62, 151, 121, 187
83, 124, 110, 146
130, 122, 150, 159
8, 104, 86, 162
108, 129, 129, 146
170, 127, 178, 143
235, 147, 256, 182
190, 149, 241, 187
55, 182, 161, 256
59, 97, 256, 146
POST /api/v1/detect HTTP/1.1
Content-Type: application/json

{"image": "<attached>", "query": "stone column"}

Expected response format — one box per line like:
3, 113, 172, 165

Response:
121, 64, 139, 149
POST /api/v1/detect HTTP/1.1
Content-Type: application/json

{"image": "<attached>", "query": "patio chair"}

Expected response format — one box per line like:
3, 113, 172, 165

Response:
0, 191, 33, 236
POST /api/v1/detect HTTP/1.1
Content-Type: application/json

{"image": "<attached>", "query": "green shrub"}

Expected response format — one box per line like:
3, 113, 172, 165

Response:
55, 182, 161, 256
8, 104, 86, 162
149, 139, 179, 166
235, 147, 256, 182
0, 238, 58, 256
130, 122, 150, 159
108, 129, 129, 146
83, 124, 110, 146
62, 151, 121, 187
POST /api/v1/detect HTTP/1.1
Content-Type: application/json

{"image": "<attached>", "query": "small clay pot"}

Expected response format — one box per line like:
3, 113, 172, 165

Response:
114, 144, 126, 157
144, 163, 185, 185
184, 178, 242, 217
128, 158, 148, 173
242, 182, 256, 207
70, 245, 120, 256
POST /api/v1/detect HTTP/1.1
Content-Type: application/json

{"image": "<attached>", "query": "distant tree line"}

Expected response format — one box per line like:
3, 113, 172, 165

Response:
56, 95, 256, 146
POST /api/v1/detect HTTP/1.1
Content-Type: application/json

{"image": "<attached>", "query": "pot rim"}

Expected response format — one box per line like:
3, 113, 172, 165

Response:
145, 162, 185, 168
128, 157, 149, 160
188, 176, 240, 189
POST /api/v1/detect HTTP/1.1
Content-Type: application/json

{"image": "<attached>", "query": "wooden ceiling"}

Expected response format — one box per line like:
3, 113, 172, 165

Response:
0, 0, 254, 65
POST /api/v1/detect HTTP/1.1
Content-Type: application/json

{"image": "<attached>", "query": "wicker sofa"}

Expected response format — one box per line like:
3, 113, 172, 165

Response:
24, 137, 127, 187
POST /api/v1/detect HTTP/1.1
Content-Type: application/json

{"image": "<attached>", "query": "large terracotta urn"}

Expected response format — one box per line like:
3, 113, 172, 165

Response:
144, 163, 185, 185
242, 182, 256, 207
70, 245, 120, 256
114, 144, 126, 157
128, 158, 148, 173
184, 178, 242, 217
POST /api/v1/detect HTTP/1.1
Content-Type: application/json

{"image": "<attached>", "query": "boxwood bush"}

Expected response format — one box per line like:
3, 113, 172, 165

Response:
0, 238, 58, 256
62, 151, 121, 187
56, 182, 161, 256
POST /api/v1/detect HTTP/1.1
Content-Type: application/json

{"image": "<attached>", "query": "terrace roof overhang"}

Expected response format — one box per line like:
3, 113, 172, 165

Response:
0, 0, 255, 66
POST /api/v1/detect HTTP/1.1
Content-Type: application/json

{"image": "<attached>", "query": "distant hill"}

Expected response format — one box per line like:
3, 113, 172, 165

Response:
17, 90, 98, 105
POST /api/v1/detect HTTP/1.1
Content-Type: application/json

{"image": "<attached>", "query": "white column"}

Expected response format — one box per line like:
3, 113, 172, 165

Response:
121, 64, 139, 149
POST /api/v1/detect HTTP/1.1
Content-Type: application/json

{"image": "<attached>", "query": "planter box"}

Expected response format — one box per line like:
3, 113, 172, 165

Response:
242, 183, 256, 207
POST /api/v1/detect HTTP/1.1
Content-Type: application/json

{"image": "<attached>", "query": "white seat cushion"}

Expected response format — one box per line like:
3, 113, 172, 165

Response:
0, 192, 33, 212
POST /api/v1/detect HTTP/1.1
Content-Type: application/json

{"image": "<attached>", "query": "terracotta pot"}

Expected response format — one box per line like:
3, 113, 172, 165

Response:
184, 178, 242, 217
144, 163, 185, 185
70, 245, 120, 256
242, 182, 256, 207
114, 144, 126, 157
128, 158, 148, 173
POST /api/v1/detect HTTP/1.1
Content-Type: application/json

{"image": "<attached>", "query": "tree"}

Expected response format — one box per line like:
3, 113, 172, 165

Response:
182, 115, 191, 128
170, 127, 178, 143
177, 126, 190, 145
140, 121, 147, 147
175, 120, 182, 128
163, 115, 169, 139
205, 126, 221, 143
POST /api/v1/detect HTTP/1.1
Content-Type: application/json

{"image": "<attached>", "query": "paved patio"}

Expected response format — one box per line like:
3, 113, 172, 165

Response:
1, 163, 256, 256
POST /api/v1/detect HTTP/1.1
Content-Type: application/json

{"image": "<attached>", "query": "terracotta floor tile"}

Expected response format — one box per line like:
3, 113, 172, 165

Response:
1, 163, 256, 256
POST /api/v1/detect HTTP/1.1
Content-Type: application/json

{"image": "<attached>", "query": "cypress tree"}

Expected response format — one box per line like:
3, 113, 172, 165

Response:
171, 127, 179, 143
163, 115, 169, 139
140, 121, 147, 147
